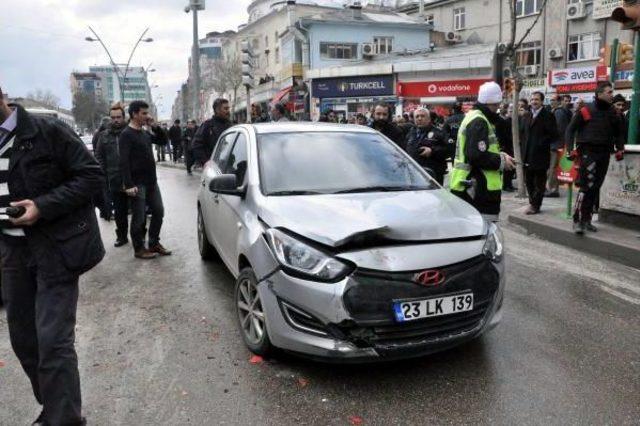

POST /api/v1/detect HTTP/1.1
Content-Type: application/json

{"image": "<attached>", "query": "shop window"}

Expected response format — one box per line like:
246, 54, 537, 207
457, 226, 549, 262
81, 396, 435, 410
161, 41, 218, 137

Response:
568, 32, 600, 62
515, 41, 542, 72
453, 8, 465, 31
319, 42, 358, 59
373, 37, 393, 54
516, 0, 542, 17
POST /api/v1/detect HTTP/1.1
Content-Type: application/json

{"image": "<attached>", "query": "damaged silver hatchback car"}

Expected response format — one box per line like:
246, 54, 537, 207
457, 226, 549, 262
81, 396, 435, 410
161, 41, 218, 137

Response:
197, 123, 505, 362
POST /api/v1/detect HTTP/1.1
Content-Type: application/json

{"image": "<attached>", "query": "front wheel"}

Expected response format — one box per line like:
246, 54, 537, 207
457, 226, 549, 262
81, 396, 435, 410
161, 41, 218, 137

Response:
235, 267, 273, 356
197, 206, 217, 261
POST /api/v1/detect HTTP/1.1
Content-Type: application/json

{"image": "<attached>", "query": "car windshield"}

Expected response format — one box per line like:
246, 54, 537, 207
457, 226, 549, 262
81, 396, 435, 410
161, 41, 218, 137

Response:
258, 131, 435, 195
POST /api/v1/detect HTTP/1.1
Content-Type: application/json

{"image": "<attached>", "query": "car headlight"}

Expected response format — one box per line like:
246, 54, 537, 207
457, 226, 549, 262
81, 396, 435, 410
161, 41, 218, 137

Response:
482, 223, 503, 262
266, 228, 353, 281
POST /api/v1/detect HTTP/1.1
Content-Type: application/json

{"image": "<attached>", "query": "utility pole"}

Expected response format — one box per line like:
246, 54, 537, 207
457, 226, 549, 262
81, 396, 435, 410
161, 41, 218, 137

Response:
241, 40, 255, 124
185, 0, 205, 121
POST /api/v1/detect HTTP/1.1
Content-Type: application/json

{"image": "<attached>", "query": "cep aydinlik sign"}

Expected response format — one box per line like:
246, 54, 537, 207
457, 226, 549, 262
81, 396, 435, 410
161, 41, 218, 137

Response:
312, 75, 395, 98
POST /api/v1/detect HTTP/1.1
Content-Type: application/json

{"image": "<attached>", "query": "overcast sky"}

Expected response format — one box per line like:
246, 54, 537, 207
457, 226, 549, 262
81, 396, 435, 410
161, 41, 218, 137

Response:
1, 0, 252, 119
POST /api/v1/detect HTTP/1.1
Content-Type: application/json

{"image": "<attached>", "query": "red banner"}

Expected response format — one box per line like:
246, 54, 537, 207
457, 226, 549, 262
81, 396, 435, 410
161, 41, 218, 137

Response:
397, 79, 490, 98
555, 83, 598, 93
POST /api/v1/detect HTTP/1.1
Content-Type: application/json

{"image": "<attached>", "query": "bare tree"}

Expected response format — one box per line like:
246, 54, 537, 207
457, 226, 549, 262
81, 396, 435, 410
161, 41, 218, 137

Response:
506, 0, 549, 197
26, 88, 61, 109
206, 55, 243, 121
72, 91, 109, 132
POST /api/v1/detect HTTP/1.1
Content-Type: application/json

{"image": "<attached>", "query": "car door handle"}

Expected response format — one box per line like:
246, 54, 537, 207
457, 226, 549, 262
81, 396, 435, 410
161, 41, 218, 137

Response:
213, 194, 220, 204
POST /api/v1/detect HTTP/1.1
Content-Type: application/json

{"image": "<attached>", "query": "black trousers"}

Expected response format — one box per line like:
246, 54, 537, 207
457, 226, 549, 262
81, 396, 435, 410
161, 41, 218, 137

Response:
525, 167, 548, 210
574, 149, 610, 224
111, 190, 129, 241
130, 183, 164, 251
0, 236, 83, 425
172, 144, 182, 162
185, 149, 195, 173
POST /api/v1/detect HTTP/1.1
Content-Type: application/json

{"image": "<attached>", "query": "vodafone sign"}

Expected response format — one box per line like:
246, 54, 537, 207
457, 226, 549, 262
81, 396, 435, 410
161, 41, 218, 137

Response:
397, 79, 490, 98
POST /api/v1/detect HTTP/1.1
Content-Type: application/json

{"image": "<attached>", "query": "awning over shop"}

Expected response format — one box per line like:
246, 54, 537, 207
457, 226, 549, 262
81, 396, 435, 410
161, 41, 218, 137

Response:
271, 86, 292, 105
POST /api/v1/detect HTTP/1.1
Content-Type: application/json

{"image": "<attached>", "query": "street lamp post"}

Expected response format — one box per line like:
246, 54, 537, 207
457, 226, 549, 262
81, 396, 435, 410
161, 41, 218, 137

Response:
85, 26, 153, 104
184, 0, 205, 122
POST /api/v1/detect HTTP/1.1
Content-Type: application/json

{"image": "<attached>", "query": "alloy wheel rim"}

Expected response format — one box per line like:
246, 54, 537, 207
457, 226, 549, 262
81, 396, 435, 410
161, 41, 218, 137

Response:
237, 278, 265, 345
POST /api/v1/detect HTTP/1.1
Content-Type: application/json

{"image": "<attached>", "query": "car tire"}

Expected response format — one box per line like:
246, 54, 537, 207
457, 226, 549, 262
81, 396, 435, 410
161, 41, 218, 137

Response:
235, 267, 273, 356
197, 206, 217, 261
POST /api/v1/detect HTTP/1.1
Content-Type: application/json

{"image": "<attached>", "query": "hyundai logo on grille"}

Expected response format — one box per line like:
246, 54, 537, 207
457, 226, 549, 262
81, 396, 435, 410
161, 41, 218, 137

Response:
413, 270, 445, 286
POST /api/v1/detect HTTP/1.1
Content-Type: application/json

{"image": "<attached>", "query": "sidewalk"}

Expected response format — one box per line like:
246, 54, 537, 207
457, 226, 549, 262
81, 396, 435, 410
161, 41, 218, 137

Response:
157, 160, 202, 174
503, 187, 640, 270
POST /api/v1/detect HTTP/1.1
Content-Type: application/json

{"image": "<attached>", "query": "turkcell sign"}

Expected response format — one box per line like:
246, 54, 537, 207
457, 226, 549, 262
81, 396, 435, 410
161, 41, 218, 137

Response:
549, 66, 608, 86
312, 75, 395, 98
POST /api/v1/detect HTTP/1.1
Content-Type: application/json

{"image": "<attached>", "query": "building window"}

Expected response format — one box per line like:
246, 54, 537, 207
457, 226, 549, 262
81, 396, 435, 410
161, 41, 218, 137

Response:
373, 37, 393, 54
453, 7, 465, 31
568, 32, 601, 61
515, 41, 542, 73
275, 47, 280, 64
516, 0, 542, 17
265, 35, 269, 47
319, 42, 358, 59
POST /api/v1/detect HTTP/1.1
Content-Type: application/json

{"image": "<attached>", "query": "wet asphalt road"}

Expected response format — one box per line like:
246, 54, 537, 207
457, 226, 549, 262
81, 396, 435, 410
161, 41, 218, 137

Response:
1, 166, 639, 425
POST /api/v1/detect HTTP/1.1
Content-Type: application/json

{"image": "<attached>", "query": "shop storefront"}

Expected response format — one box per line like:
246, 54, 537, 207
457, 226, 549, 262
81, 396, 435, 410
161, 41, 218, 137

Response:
396, 79, 491, 117
310, 74, 396, 121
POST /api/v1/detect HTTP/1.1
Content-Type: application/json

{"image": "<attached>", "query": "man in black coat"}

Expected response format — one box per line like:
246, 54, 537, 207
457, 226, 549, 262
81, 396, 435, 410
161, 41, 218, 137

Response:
182, 120, 198, 175
370, 103, 406, 150
95, 103, 129, 247
168, 119, 183, 162
405, 108, 448, 184
0, 87, 105, 425
192, 98, 232, 165
442, 102, 465, 162
522, 91, 559, 214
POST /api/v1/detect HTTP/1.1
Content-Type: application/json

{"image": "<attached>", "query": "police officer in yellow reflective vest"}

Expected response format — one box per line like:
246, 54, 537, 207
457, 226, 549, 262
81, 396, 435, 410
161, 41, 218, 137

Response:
450, 82, 516, 221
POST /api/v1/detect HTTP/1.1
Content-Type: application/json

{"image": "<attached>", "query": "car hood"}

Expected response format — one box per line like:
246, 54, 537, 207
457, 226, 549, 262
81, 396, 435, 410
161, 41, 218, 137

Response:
258, 189, 486, 249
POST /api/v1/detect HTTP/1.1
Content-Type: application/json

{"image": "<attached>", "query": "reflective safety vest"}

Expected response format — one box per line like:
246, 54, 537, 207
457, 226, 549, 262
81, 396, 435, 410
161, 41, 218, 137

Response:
449, 109, 502, 193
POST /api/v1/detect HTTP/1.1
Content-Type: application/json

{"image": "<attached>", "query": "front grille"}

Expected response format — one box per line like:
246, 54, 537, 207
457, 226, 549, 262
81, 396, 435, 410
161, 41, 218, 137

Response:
343, 255, 499, 324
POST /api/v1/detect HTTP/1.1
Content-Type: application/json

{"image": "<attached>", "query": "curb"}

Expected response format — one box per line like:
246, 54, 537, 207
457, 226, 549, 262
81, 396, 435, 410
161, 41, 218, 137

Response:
508, 213, 640, 270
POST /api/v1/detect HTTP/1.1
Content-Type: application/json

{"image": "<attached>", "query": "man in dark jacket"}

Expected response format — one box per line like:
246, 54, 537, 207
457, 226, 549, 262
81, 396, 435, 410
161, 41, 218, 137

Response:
443, 102, 465, 161
370, 103, 406, 150
405, 108, 448, 184
192, 98, 232, 165
0, 87, 105, 425
566, 82, 625, 234
546, 94, 573, 197
183, 120, 198, 175
119, 100, 172, 259
92, 116, 111, 220
522, 91, 559, 214
169, 119, 183, 162
95, 103, 128, 247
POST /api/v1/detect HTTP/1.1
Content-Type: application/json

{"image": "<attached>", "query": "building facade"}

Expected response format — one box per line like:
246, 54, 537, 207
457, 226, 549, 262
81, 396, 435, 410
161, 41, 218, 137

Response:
70, 72, 103, 100
88, 65, 153, 106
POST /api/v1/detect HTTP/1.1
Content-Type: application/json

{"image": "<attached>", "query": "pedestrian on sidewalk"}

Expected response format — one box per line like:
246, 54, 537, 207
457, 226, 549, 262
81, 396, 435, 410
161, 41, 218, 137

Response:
405, 108, 448, 185
0, 87, 105, 426
522, 91, 558, 215
118, 101, 172, 259
183, 119, 197, 175
370, 103, 406, 150
565, 82, 625, 234
192, 98, 232, 166
495, 104, 515, 192
450, 82, 516, 221
546, 94, 572, 198
95, 102, 129, 247
169, 119, 183, 163
270, 103, 290, 122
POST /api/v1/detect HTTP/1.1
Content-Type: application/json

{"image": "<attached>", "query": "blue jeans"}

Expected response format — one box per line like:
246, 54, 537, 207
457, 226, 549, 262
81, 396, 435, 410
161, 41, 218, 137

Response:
130, 183, 164, 251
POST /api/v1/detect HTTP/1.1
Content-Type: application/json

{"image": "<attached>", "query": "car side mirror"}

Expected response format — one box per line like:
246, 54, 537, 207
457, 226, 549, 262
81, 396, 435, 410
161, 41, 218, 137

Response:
209, 174, 246, 197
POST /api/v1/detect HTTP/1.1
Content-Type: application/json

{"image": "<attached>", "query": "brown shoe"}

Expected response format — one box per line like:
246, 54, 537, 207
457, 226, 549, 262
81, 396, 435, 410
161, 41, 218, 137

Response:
524, 205, 540, 215
149, 243, 172, 256
135, 249, 159, 259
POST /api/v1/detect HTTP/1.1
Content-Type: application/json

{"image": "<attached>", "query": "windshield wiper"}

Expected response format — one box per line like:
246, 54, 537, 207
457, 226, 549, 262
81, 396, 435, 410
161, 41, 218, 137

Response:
268, 190, 325, 196
333, 185, 429, 194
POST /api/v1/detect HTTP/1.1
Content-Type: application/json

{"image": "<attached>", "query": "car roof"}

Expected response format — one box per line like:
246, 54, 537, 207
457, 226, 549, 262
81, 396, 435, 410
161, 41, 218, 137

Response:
232, 122, 377, 135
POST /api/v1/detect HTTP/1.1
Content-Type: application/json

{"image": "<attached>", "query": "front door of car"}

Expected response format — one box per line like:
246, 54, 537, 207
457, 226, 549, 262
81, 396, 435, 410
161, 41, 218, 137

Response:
203, 131, 237, 255
214, 131, 249, 277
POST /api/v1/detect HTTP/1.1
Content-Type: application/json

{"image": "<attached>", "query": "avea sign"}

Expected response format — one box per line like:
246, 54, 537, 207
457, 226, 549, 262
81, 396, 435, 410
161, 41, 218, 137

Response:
549, 66, 608, 86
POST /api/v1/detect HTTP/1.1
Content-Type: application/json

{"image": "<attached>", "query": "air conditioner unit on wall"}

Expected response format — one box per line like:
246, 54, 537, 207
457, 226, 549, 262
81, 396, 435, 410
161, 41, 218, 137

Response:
362, 43, 377, 57
497, 42, 510, 55
547, 47, 563, 60
445, 32, 461, 43
502, 67, 513, 78
567, 2, 587, 20
524, 65, 539, 76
